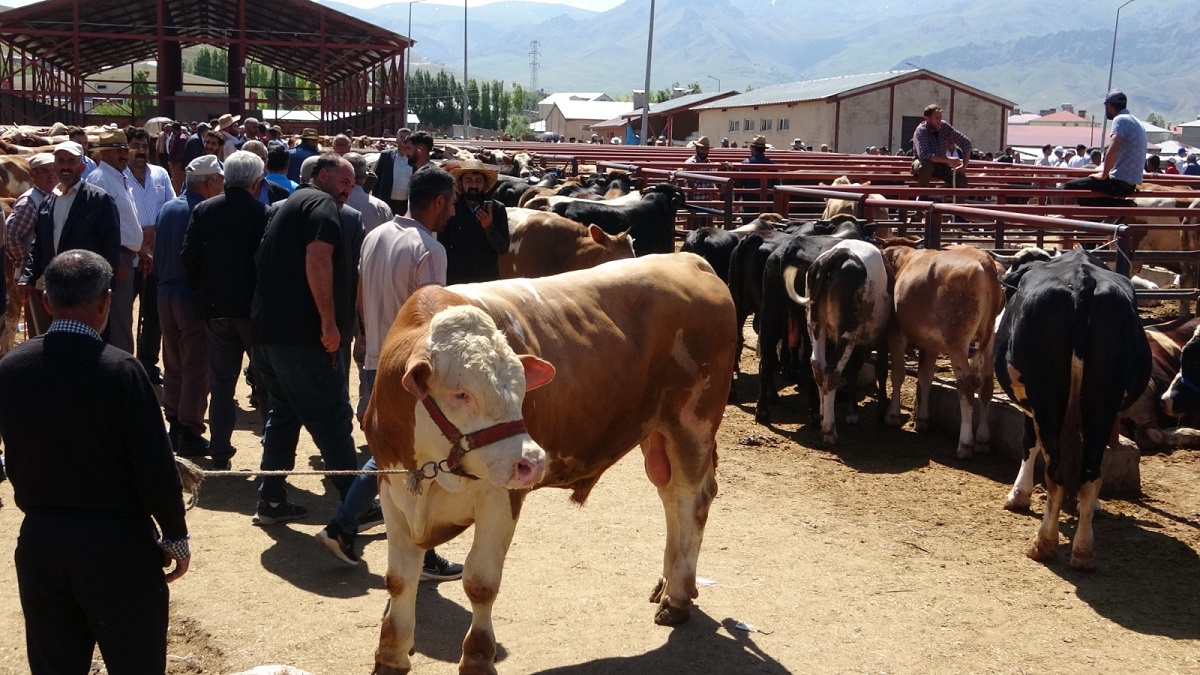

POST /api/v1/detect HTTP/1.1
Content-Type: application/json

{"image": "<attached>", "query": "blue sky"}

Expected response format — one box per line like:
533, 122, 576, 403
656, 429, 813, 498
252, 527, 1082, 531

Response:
2, 0, 627, 8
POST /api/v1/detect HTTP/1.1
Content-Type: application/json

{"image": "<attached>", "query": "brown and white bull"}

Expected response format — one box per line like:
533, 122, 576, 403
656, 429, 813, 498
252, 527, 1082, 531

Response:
791, 239, 891, 444
883, 244, 1005, 458
363, 254, 736, 674
499, 209, 633, 278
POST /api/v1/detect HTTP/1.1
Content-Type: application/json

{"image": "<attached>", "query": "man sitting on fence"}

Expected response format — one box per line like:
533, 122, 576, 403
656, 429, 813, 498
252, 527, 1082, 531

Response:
910, 103, 971, 190
1062, 90, 1146, 206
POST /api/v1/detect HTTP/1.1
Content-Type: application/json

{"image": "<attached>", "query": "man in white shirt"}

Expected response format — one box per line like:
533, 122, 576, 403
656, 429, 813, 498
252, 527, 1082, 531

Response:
370, 128, 413, 215
343, 153, 393, 234
1067, 144, 1090, 168
316, 166, 462, 581
85, 128, 142, 354
126, 126, 178, 382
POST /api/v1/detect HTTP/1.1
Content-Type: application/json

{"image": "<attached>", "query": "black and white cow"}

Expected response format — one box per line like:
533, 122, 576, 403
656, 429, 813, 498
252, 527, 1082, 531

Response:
551, 183, 685, 256
995, 248, 1151, 569
1161, 321, 1200, 422
790, 239, 891, 444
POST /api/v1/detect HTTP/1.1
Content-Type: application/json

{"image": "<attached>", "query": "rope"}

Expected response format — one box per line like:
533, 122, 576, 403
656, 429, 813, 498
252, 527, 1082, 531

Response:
199, 468, 416, 477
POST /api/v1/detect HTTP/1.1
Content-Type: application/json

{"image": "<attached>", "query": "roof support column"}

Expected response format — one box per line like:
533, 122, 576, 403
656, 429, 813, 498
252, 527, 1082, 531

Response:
156, 0, 182, 119
226, 0, 247, 115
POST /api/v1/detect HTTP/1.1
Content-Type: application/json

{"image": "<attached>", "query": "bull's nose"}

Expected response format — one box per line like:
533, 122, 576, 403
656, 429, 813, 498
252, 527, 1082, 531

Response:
1162, 390, 1178, 417
508, 444, 546, 488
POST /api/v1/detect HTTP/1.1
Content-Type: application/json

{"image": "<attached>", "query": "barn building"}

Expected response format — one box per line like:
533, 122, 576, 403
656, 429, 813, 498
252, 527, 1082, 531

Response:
693, 69, 1015, 154
0, 0, 412, 135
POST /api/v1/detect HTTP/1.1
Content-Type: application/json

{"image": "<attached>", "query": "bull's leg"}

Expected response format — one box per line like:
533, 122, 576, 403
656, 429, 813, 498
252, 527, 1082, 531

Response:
1028, 477, 1064, 562
374, 481, 425, 675
642, 429, 717, 626
884, 331, 908, 427
1069, 478, 1102, 570
914, 348, 937, 432
1004, 417, 1041, 510
842, 345, 868, 427
973, 335, 996, 452
948, 347, 977, 459
809, 330, 838, 444
458, 490, 521, 675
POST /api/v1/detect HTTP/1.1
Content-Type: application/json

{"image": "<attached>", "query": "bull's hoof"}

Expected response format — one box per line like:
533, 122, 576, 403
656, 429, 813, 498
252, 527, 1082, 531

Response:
754, 406, 772, 425
1003, 490, 1032, 511
974, 439, 992, 455
956, 442, 974, 460
845, 412, 859, 425
373, 663, 411, 675
822, 432, 838, 446
459, 661, 498, 675
648, 576, 666, 604
1026, 536, 1057, 562
883, 412, 904, 427
914, 417, 931, 432
1069, 547, 1096, 571
654, 601, 693, 626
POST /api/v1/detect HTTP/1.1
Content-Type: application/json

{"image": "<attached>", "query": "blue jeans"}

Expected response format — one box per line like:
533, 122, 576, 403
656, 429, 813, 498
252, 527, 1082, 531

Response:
253, 343, 358, 503
337, 369, 378, 533
206, 318, 254, 461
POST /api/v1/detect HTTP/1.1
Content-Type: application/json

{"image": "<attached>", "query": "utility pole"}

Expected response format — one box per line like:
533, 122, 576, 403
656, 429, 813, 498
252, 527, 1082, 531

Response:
462, 0, 469, 136
529, 40, 540, 111
640, 0, 655, 145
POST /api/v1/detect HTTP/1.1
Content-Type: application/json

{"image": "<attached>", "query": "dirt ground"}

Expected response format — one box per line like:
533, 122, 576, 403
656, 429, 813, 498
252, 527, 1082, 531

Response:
2, 318, 1200, 674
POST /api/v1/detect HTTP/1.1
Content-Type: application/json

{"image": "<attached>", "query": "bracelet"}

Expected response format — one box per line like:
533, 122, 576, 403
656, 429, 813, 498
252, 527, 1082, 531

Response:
159, 535, 191, 561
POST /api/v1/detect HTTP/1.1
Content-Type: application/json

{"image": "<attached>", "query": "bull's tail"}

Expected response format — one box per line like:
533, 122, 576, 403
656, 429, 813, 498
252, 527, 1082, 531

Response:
784, 264, 812, 306
1056, 268, 1097, 498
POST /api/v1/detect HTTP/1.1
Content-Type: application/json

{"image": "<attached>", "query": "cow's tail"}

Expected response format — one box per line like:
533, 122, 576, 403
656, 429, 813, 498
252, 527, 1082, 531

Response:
784, 264, 812, 306
1057, 267, 1096, 498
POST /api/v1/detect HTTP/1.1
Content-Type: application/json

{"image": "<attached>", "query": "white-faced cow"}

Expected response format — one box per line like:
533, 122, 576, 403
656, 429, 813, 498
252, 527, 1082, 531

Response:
790, 239, 891, 444
882, 243, 1005, 459
996, 248, 1151, 569
363, 254, 735, 674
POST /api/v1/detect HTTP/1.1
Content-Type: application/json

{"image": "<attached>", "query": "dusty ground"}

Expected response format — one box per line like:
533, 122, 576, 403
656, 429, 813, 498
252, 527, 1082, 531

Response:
2, 319, 1200, 674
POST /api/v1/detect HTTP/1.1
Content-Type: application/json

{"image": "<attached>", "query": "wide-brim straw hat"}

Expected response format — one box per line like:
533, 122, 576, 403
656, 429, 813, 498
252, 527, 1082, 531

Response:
749, 135, 768, 149
450, 158, 498, 193
218, 113, 241, 130
93, 128, 128, 149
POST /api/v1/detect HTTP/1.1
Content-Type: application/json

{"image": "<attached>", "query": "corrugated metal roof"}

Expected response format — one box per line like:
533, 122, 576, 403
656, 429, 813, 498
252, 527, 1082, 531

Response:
538, 92, 610, 105
694, 71, 915, 110
622, 91, 738, 118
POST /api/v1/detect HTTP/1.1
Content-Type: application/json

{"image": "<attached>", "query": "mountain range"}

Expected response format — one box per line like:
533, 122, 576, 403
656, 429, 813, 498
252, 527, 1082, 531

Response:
319, 0, 1200, 125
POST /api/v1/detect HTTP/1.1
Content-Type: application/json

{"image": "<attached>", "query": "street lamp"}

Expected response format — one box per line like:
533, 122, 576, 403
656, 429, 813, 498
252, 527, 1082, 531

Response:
463, 0, 469, 136
1101, 0, 1138, 152
707, 75, 720, 92
640, 0, 655, 145
403, 0, 429, 131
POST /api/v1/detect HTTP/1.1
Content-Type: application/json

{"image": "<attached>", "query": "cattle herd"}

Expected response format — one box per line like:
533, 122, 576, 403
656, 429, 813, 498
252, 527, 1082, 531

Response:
2, 127, 1200, 672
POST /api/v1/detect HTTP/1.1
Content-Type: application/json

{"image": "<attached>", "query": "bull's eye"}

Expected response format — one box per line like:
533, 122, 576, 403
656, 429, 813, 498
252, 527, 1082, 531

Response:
451, 391, 469, 402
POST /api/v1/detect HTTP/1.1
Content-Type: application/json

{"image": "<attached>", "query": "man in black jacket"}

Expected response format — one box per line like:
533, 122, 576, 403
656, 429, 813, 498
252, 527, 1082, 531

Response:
181, 152, 269, 470
370, 127, 412, 214
442, 159, 510, 284
18, 141, 121, 328
0, 249, 190, 675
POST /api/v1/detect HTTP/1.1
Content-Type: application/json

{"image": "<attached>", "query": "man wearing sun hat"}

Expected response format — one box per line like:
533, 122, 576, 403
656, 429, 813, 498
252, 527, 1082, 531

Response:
287, 128, 322, 184
441, 158, 510, 284
85, 128, 142, 354
5, 153, 58, 336
743, 134, 774, 165
685, 135, 712, 164
215, 113, 241, 159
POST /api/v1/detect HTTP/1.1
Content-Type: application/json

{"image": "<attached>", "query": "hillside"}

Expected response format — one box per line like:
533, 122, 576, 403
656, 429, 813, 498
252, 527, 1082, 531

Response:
318, 0, 1200, 124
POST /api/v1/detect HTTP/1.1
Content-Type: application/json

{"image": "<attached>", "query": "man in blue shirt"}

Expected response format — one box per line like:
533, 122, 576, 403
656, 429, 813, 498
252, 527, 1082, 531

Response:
1064, 89, 1146, 201
287, 128, 321, 184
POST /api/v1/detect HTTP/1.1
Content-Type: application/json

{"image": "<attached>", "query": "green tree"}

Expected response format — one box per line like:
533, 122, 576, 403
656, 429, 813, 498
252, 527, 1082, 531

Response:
193, 48, 212, 79
1147, 112, 1167, 127
131, 70, 154, 117
504, 113, 530, 140
479, 80, 492, 129
466, 78, 480, 127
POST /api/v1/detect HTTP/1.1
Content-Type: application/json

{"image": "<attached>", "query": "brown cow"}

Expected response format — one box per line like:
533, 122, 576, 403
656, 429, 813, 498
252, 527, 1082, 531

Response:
364, 254, 735, 674
499, 210, 633, 278
883, 244, 1005, 458
1122, 316, 1200, 450
0, 156, 32, 200
820, 176, 892, 239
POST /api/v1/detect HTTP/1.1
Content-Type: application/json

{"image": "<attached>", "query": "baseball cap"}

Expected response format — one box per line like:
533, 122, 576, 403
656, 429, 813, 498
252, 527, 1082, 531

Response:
53, 141, 84, 156
29, 153, 54, 169
1104, 89, 1127, 107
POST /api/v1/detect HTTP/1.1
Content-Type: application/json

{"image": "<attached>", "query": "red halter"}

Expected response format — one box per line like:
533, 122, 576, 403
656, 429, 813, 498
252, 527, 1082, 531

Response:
420, 395, 529, 479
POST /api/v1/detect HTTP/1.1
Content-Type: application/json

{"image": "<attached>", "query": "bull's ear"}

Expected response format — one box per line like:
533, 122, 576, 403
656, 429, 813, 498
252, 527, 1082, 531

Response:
587, 223, 608, 244
520, 355, 556, 391
402, 356, 433, 399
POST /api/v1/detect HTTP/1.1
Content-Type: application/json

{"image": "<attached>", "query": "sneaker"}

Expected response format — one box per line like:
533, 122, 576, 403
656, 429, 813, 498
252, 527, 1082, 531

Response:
315, 523, 360, 565
357, 502, 385, 532
421, 550, 463, 581
251, 499, 308, 526
175, 429, 210, 458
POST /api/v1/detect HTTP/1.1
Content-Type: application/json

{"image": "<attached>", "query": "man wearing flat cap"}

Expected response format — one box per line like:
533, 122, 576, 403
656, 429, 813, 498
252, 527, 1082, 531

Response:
84, 128, 143, 354
1064, 89, 1147, 202
441, 159, 510, 284
5, 153, 58, 337
19, 141, 121, 334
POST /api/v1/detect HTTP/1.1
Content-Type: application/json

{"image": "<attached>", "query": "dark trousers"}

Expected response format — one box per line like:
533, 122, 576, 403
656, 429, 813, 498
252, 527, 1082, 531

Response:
16, 512, 169, 675
159, 291, 209, 434
206, 318, 255, 461
911, 158, 970, 188
136, 268, 162, 372
1063, 176, 1136, 205
253, 343, 357, 503
25, 287, 51, 338
384, 198, 407, 215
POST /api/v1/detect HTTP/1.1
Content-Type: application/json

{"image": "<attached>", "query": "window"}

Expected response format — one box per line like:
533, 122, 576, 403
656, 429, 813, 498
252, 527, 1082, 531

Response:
779, 118, 790, 131
744, 119, 755, 132
729, 119, 740, 132
581, 124, 592, 132
761, 119, 773, 131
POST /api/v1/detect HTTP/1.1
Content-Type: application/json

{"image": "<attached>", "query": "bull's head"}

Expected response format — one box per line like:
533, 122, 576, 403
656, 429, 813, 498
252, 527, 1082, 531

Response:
403, 306, 555, 491
1163, 323, 1200, 419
